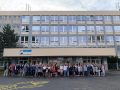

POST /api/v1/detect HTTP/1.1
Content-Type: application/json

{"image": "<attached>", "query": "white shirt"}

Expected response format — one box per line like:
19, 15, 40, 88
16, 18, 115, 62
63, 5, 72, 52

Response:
63, 66, 68, 71
43, 66, 46, 70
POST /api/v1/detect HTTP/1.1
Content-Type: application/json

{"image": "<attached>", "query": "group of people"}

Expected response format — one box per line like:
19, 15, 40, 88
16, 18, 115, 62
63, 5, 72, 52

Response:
4, 62, 105, 77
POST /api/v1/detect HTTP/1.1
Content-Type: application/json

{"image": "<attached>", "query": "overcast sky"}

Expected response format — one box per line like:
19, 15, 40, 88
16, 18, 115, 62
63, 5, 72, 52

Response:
0, 0, 120, 11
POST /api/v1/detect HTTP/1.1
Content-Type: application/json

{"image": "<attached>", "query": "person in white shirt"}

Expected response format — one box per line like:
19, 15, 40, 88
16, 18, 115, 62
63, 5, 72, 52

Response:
63, 64, 68, 76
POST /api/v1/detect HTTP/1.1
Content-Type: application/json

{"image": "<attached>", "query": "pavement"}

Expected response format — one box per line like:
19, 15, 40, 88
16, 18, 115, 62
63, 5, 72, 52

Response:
0, 71, 120, 90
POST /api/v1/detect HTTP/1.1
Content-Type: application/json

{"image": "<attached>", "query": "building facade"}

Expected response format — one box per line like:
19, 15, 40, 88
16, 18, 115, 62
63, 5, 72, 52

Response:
1, 11, 120, 70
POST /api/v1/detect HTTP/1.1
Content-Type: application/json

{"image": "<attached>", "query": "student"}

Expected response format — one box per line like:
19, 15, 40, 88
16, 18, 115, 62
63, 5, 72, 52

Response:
29, 64, 32, 77
22, 64, 26, 77
32, 64, 35, 77
60, 64, 63, 76
98, 65, 100, 76
57, 66, 60, 76
63, 64, 67, 76
9, 65, 12, 76
35, 64, 38, 77
46, 65, 48, 77
82, 64, 84, 76
4, 63, 9, 76
75, 64, 78, 76
48, 65, 51, 77
52, 64, 55, 77
87, 64, 90, 76
84, 65, 87, 76
19, 63, 23, 76
38, 65, 41, 77
67, 64, 70, 77
55, 64, 58, 76
12, 64, 15, 76
78, 65, 80, 76
90, 65, 93, 76
43, 64, 46, 77
93, 65, 96, 76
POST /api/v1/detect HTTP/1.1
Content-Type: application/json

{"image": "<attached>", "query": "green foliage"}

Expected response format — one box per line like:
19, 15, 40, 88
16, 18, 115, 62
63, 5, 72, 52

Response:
0, 24, 19, 59
107, 56, 120, 63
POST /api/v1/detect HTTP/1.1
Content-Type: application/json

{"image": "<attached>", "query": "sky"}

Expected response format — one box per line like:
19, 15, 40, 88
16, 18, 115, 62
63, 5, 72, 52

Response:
0, 0, 120, 11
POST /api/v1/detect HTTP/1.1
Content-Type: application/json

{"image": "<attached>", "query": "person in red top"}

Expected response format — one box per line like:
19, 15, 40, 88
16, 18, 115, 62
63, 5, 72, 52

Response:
52, 64, 55, 77
12, 64, 15, 76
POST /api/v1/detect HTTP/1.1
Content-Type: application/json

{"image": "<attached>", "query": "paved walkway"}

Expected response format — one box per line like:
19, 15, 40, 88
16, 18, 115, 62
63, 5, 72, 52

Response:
0, 71, 120, 90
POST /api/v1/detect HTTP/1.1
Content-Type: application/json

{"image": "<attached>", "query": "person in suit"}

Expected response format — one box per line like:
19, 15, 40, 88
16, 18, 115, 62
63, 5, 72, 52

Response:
4, 63, 9, 76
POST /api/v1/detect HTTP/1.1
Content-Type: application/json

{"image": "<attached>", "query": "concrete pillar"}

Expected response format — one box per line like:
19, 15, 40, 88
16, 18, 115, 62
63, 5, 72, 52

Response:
103, 57, 108, 71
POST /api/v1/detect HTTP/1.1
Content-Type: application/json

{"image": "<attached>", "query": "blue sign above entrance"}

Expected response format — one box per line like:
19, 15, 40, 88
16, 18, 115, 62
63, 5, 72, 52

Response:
20, 50, 32, 55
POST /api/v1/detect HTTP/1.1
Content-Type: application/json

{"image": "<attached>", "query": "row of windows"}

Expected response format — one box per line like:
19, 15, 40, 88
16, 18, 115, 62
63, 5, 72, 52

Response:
22, 15, 120, 22
21, 25, 120, 33
0, 15, 119, 22
21, 36, 120, 43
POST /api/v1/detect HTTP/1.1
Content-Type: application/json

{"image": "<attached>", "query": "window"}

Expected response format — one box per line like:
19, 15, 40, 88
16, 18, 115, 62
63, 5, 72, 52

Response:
0, 61, 3, 66
51, 26, 58, 32
60, 37, 67, 43
22, 16, 30, 22
97, 36, 105, 43
51, 16, 58, 22
21, 36, 28, 43
33, 16, 40, 22
32, 36, 40, 43
69, 36, 77, 43
96, 26, 104, 32
95, 16, 103, 22
69, 16, 76, 22
18, 16, 20, 20
78, 36, 86, 43
86, 15, 94, 22
105, 26, 113, 32
60, 26, 67, 32
41, 37, 49, 43
113, 16, 120, 22
87, 26, 95, 32
32, 26, 40, 32
42, 16, 49, 22
13, 26, 15, 30
116, 36, 120, 43
41, 26, 49, 32
50, 37, 58, 43
17, 26, 19, 31
106, 36, 114, 43
14, 16, 16, 20
9, 16, 11, 20
60, 16, 67, 22
87, 36, 95, 43
104, 16, 111, 22
78, 26, 85, 32
0, 16, 2, 20
69, 26, 76, 32
114, 26, 120, 32
77, 16, 85, 22
21, 26, 29, 32
4, 16, 7, 20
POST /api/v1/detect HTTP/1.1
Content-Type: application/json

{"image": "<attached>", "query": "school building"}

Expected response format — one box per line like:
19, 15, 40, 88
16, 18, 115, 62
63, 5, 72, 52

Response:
1, 11, 120, 70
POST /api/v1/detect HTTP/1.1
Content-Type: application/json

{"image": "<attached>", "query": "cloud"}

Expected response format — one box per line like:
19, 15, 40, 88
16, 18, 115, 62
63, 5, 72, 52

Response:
0, 0, 119, 11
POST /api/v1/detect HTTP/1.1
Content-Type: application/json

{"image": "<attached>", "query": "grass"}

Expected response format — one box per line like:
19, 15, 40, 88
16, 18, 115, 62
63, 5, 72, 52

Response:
0, 69, 4, 75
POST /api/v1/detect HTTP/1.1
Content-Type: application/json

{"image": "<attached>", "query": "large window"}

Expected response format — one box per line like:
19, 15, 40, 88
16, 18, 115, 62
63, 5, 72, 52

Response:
78, 26, 85, 32
41, 37, 49, 43
60, 37, 67, 43
69, 36, 77, 43
50, 37, 58, 43
32, 26, 40, 32
21, 36, 28, 43
0, 16, 2, 20
51, 16, 58, 22
95, 16, 103, 22
69, 26, 76, 32
106, 36, 114, 43
69, 16, 76, 22
86, 15, 94, 22
78, 36, 86, 43
60, 26, 67, 32
21, 26, 29, 32
114, 26, 120, 32
105, 26, 113, 32
97, 36, 105, 43
116, 36, 120, 43
32, 36, 40, 43
60, 16, 67, 22
87, 36, 95, 43
87, 26, 95, 32
104, 16, 111, 22
22, 16, 30, 22
96, 26, 104, 32
33, 16, 40, 22
51, 26, 58, 32
41, 26, 49, 32
42, 16, 49, 22
113, 16, 120, 22
77, 16, 85, 22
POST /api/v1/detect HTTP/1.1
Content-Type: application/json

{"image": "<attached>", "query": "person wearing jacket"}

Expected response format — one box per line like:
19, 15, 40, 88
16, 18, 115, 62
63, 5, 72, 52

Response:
4, 63, 9, 76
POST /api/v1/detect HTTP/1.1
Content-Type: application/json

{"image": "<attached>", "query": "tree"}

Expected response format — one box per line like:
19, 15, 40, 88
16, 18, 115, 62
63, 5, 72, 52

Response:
0, 24, 19, 59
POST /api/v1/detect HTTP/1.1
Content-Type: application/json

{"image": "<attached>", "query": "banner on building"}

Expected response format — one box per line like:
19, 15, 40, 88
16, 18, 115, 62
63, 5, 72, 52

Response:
20, 50, 32, 55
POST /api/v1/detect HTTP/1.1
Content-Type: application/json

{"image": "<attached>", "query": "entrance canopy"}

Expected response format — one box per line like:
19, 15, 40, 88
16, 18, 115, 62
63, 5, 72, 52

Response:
3, 48, 115, 57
